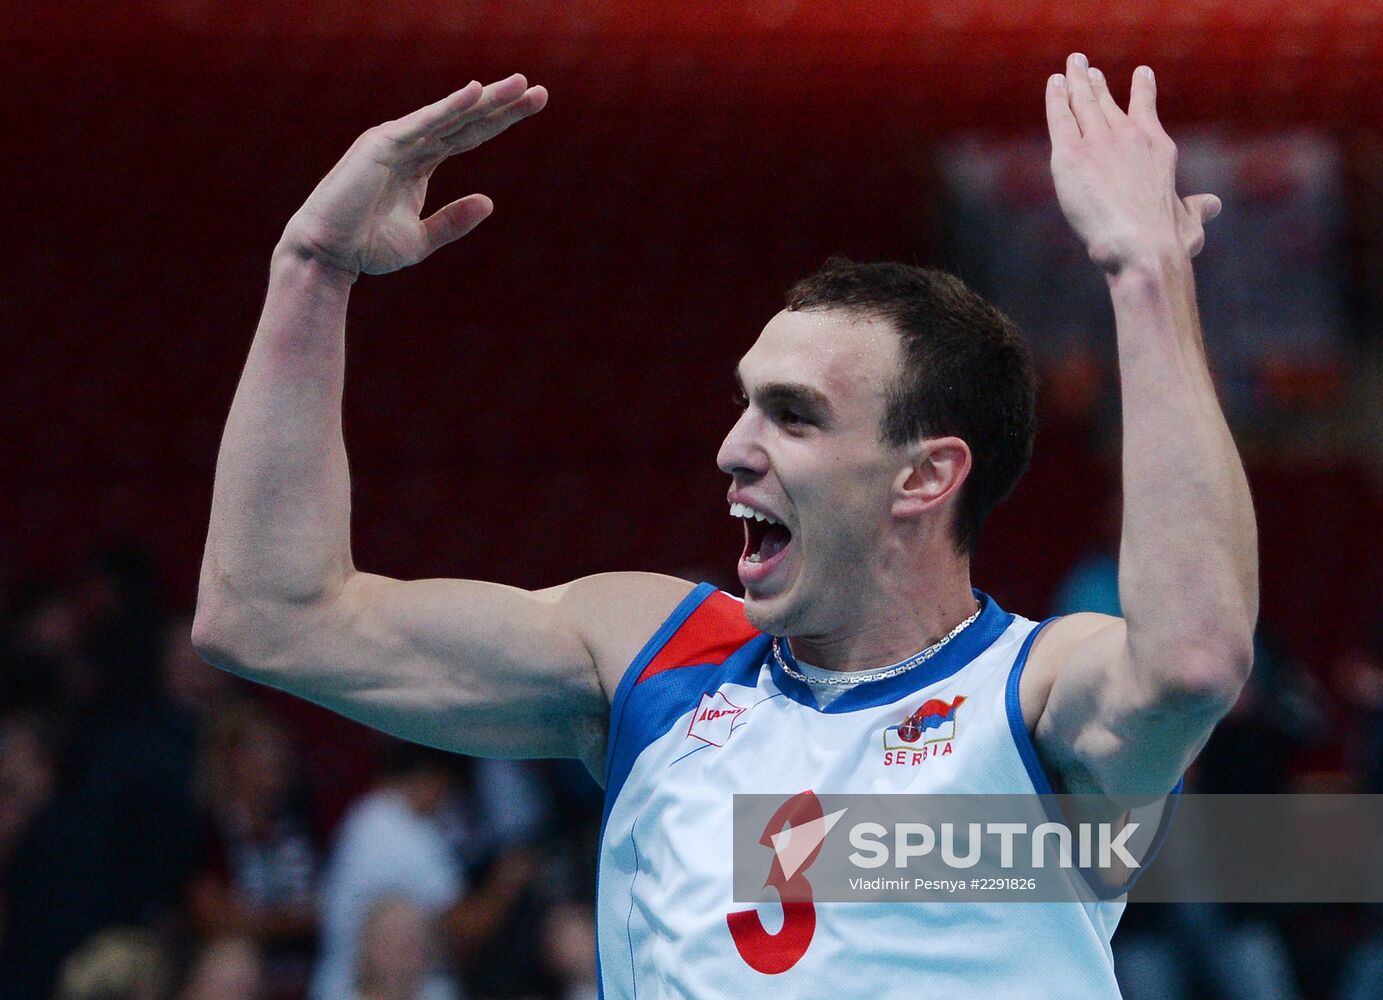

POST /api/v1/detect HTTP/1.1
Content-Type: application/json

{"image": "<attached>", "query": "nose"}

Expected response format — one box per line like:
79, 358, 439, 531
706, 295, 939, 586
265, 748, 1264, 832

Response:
717, 407, 768, 478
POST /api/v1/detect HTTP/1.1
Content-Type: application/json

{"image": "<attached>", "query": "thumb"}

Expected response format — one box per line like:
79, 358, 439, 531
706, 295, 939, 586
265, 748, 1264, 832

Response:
421, 194, 494, 255
1184, 192, 1222, 223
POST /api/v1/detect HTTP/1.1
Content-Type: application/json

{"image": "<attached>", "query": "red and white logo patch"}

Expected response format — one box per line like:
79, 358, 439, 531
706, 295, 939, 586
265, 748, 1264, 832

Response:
687, 690, 748, 747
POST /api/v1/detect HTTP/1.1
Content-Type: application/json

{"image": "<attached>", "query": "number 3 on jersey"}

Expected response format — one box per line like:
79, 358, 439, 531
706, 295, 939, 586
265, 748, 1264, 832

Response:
726, 790, 827, 975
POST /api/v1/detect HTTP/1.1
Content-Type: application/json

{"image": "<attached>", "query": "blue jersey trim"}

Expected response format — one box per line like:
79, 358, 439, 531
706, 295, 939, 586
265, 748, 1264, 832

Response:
604, 581, 716, 789
606, 661, 722, 817
597, 585, 767, 996
1004, 616, 1060, 796
1005, 615, 1184, 900
602, 582, 774, 826
769, 590, 1015, 714
1111, 777, 1183, 897
1067, 779, 1183, 901
596, 580, 713, 1000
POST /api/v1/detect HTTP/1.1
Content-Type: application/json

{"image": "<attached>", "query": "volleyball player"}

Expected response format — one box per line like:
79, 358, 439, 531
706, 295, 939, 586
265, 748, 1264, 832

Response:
195, 54, 1254, 995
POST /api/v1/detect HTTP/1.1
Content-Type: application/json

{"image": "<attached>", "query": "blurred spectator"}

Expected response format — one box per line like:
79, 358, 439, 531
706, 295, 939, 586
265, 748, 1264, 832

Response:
1131, 631, 1322, 1000
311, 742, 468, 1000
0, 617, 230, 1000
448, 845, 544, 999
311, 743, 544, 1000
0, 712, 57, 867
1337, 614, 1383, 793
1, 580, 100, 738
540, 901, 598, 1000
351, 896, 458, 1000
0, 712, 57, 944
0, 546, 165, 754
458, 758, 549, 867
1332, 614, 1383, 1000
1338, 922, 1383, 1000
177, 935, 266, 1000
90, 616, 236, 928
1116, 901, 1302, 1000
442, 759, 551, 999
1052, 492, 1122, 619
188, 700, 319, 1000
74, 544, 167, 715
54, 927, 171, 1000
1198, 633, 1329, 794
1054, 519, 1310, 1000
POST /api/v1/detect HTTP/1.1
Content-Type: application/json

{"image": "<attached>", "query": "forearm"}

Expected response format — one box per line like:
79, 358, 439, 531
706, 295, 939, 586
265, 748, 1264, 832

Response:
196, 244, 358, 649
1111, 249, 1257, 684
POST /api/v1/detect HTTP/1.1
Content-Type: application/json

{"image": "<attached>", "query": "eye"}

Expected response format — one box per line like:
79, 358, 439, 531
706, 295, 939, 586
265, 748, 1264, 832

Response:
776, 408, 808, 428
731, 389, 749, 411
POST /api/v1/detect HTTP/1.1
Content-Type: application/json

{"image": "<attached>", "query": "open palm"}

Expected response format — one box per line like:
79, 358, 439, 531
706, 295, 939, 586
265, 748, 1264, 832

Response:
1045, 55, 1219, 275
281, 74, 547, 277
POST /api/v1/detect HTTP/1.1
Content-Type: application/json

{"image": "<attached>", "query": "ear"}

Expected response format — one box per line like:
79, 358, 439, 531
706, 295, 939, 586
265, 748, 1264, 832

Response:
891, 436, 972, 520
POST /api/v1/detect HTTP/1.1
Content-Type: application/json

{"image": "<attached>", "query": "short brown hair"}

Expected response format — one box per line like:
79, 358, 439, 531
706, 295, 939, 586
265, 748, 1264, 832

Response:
785, 256, 1036, 556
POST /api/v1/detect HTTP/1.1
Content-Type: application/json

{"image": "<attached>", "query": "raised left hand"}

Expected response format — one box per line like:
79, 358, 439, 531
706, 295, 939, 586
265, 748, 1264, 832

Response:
1046, 53, 1221, 276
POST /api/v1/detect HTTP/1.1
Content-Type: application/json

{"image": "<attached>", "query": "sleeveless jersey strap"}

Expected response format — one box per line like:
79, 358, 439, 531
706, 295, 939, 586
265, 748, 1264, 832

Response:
602, 584, 764, 801
636, 589, 759, 684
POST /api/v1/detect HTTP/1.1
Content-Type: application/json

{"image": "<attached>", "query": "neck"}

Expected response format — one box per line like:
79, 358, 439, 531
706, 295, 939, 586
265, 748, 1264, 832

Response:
788, 548, 976, 672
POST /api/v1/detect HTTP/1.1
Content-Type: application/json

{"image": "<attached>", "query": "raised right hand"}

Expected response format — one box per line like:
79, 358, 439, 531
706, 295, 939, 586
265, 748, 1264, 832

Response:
278, 74, 547, 279
1045, 55, 1218, 276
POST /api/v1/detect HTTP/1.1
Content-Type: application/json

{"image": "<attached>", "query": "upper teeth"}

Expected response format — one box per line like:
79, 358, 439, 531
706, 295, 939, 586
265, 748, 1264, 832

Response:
730, 502, 781, 526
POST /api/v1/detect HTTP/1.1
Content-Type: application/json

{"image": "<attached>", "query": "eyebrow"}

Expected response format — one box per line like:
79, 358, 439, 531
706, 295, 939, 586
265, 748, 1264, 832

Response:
734, 369, 835, 417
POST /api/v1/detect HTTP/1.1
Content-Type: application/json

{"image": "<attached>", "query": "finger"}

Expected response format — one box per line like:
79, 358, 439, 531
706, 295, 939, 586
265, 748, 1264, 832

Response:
390, 74, 531, 147
1128, 65, 1162, 131
389, 81, 485, 144
436, 85, 549, 151
431, 74, 532, 144
1087, 67, 1126, 124
1187, 226, 1206, 258
1181, 194, 1220, 258
410, 85, 546, 177
1046, 74, 1081, 143
1064, 52, 1107, 134
437, 83, 547, 136
447, 73, 534, 130
421, 193, 494, 254
1185, 193, 1222, 224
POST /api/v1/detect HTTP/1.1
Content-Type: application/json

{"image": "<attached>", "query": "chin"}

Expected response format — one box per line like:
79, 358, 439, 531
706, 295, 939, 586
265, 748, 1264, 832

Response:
741, 588, 800, 637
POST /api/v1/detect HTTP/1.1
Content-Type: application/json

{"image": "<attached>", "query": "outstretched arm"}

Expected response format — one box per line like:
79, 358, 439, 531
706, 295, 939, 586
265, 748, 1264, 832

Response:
193, 77, 691, 777
1023, 54, 1258, 799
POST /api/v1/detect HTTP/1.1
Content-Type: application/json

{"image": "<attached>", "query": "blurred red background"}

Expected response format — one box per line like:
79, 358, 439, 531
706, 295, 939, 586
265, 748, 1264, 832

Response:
2, 0, 1380, 695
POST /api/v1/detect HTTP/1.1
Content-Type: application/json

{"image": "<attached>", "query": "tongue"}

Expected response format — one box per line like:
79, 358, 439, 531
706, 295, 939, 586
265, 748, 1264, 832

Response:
759, 524, 791, 561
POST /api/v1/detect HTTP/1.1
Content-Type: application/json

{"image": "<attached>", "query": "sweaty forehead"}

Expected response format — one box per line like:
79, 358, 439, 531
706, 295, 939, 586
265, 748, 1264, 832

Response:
737, 309, 902, 402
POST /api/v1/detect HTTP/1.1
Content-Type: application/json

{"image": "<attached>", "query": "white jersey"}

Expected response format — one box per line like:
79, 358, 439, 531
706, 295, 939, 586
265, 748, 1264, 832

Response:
597, 584, 1156, 999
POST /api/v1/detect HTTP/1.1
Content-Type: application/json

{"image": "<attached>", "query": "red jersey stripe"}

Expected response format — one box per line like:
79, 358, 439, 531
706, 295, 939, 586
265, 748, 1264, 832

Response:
636, 591, 760, 684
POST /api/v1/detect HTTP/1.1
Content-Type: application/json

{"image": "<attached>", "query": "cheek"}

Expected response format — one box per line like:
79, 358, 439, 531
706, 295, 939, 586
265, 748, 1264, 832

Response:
813, 464, 890, 544
797, 477, 881, 559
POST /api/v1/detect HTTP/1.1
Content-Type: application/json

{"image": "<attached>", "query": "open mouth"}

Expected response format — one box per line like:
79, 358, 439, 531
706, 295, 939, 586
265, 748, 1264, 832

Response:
744, 516, 792, 564
730, 501, 794, 586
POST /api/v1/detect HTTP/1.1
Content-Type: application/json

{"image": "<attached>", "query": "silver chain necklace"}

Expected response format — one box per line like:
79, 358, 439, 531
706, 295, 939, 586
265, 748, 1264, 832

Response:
771, 601, 982, 687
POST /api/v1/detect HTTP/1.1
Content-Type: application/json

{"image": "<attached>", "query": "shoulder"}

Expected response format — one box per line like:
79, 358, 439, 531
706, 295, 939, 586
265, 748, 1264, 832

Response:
1017, 612, 1124, 732
541, 573, 701, 700
627, 586, 759, 685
